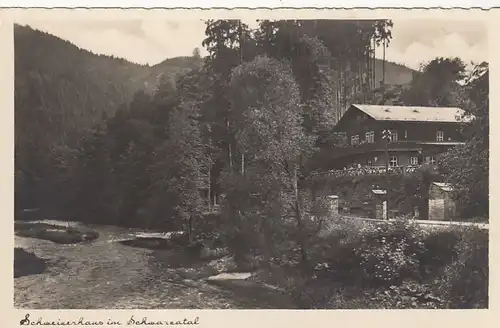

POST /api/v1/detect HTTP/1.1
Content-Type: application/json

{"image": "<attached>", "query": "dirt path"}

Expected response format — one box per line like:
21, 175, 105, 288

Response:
14, 222, 295, 309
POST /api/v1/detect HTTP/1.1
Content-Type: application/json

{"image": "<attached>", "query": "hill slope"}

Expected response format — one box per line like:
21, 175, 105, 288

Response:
14, 24, 203, 209
374, 58, 415, 86
15, 24, 203, 153
15, 24, 203, 147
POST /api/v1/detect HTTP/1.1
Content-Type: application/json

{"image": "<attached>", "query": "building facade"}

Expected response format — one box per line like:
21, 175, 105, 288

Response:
328, 104, 468, 169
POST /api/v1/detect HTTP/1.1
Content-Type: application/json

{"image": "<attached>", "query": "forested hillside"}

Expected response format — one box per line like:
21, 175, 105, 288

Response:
373, 59, 414, 86
15, 24, 202, 143
14, 24, 202, 210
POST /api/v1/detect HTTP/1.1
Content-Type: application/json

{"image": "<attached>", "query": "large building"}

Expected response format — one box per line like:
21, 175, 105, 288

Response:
329, 104, 469, 169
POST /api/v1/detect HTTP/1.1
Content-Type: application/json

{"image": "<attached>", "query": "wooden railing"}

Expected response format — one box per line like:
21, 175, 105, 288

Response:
310, 165, 420, 181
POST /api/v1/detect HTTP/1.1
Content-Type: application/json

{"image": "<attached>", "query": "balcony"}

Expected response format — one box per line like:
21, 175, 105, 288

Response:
329, 140, 464, 159
310, 165, 421, 181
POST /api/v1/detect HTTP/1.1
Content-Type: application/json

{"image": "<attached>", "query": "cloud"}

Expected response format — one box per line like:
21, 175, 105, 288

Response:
379, 31, 488, 70
15, 18, 488, 69
379, 19, 488, 70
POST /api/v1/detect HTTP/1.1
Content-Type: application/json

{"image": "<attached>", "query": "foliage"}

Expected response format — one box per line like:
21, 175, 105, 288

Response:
439, 63, 489, 218
437, 226, 488, 308
299, 218, 488, 308
222, 55, 316, 267
401, 57, 466, 106
147, 100, 210, 238
352, 218, 427, 285
192, 47, 201, 59
255, 19, 397, 123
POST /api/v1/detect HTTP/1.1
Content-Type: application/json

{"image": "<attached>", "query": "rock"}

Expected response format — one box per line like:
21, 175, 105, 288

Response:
135, 232, 167, 239
14, 248, 47, 278
207, 256, 238, 273
206, 272, 252, 281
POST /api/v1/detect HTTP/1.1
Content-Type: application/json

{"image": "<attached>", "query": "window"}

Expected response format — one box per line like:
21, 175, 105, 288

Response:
351, 135, 359, 145
425, 156, 437, 165
404, 130, 408, 139
436, 131, 444, 141
365, 131, 375, 143
390, 131, 398, 142
389, 156, 398, 167
410, 156, 419, 165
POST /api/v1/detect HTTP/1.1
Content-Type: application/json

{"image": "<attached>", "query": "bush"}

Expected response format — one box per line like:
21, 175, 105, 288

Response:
419, 229, 460, 277
437, 226, 488, 308
296, 217, 488, 308
313, 217, 427, 286
353, 217, 427, 286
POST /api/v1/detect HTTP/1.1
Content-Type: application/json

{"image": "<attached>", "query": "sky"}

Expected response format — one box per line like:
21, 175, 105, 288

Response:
15, 18, 488, 70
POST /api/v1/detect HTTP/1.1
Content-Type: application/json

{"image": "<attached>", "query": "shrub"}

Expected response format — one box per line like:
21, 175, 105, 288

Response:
353, 217, 427, 286
297, 217, 488, 308
419, 229, 460, 277
314, 217, 427, 286
437, 226, 488, 308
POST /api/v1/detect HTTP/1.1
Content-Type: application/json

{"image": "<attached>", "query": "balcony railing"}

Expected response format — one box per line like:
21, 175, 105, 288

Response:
310, 165, 420, 181
329, 140, 463, 159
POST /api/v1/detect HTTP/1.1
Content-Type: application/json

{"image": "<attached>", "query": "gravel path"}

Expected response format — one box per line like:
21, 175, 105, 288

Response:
14, 222, 295, 309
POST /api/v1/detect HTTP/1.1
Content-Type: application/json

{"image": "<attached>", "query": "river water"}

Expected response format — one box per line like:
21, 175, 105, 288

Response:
14, 220, 296, 309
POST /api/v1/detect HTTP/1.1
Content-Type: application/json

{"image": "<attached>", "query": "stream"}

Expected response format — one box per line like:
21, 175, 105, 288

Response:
14, 220, 296, 309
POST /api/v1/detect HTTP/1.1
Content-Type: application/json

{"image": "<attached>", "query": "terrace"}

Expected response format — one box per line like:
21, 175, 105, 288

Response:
310, 165, 421, 181
328, 140, 464, 159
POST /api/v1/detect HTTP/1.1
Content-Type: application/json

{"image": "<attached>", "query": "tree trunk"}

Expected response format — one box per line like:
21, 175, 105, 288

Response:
292, 165, 310, 271
336, 60, 341, 122
187, 215, 194, 243
227, 118, 233, 169
372, 38, 376, 89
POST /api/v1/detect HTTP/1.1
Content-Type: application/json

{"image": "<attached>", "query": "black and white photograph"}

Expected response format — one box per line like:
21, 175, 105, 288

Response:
12, 13, 489, 310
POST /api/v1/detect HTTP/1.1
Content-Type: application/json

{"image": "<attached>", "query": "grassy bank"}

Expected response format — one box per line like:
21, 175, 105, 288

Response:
15, 221, 99, 244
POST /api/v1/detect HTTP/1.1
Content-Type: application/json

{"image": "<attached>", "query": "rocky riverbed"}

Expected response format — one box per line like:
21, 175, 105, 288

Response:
14, 220, 295, 309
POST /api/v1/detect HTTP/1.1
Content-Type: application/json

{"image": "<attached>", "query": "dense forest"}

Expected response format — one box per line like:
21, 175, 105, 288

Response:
15, 20, 488, 234
15, 24, 203, 211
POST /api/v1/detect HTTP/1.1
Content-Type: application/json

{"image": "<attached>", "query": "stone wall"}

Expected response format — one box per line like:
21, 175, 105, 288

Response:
428, 183, 457, 221
310, 174, 418, 218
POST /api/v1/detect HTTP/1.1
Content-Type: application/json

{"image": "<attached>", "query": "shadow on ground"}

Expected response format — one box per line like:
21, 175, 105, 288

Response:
14, 248, 47, 278
205, 278, 298, 309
